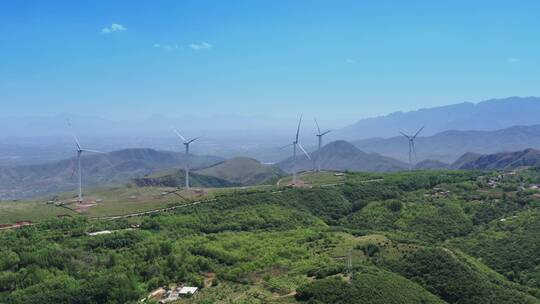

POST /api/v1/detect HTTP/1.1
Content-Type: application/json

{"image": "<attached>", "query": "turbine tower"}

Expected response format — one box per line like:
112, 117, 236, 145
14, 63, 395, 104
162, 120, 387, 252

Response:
281, 115, 311, 185
174, 129, 199, 189
400, 126, 424, 170
314, 119, 331, 172
69, 130, 105, 203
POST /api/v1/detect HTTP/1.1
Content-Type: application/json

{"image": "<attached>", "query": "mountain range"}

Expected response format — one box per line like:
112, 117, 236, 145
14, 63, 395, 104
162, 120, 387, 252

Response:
7, 96, 540, 200
412, 148, 540, 171
452, 148, 540, 170
335, 96, 540, 139
5, 140, 540, 201
353, 124, 540, 163
0, 149, 222, 200
4, 96, 540, 166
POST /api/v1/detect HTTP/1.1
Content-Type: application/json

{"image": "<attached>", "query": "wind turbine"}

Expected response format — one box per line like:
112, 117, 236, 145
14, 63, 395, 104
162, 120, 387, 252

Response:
173, 129, 199, 189
314, 119, 331, 172
400, 126, 424, 170
281, 115, 311, 185
69, 129, 106, 203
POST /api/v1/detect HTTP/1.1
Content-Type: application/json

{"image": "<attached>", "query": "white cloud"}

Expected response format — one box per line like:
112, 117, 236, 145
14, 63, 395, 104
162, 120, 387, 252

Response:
153, 43, 179, 51
101, 23, 127, 34
507, 57, 520, 64
189, 42, 213, 50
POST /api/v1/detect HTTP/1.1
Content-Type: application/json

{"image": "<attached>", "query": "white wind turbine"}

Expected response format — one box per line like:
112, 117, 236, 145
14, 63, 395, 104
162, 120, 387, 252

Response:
314, 119, 331, 172
281, 115, 311, 185
173, 129, 200, 189
400, 126, 424, 170
69, 128, 106, 203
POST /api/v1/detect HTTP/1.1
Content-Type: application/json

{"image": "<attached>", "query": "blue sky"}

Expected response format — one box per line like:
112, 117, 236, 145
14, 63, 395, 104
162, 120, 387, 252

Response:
1, 0, 539, 124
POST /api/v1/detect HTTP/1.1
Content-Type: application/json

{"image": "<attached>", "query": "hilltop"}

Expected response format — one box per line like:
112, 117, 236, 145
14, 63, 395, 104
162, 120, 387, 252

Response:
133, 168, 238, 188
277, 140, 407, 173
195, 157, 284, 185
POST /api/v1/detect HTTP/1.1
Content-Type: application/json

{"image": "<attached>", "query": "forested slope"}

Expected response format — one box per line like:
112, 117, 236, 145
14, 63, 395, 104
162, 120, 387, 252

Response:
2, 169, 540, 303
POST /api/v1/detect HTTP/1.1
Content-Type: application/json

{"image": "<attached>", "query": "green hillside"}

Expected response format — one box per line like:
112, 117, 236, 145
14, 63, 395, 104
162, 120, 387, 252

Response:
133, 168, 239, 188
195, 157, 285, 185
2, 169, 540, 303
296, 267, 445, 304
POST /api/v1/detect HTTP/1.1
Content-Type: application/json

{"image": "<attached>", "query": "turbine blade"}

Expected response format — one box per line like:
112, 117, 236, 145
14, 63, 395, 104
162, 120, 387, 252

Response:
188, 137, 200, 144
173, 129, 187, 143
295, 115, 303, 142
413, 126, 425, 139
400, 132, 411, 139
73, 135, 82, 151
298, 143, 311, 160
67, 120, 82, 150
314, 118, 321, 134
321, 130, 331, 136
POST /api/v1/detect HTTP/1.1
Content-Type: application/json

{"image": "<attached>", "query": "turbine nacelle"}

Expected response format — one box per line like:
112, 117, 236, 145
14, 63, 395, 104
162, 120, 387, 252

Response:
68, 120, 105, 203
282, 115, 311, 185
183, 137, 200, 146
173, 128, 199, 189
315, 119, 331, 137
400, 126, 425, 170
400, 126, 424, 141
316, 130, 331, 137
174, 129, 199, 145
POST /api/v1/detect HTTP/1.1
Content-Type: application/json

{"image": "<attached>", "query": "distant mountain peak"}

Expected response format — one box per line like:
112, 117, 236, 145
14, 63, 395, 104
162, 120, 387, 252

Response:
320, 140, 364, 155
277, 140, 406, 173
336, 96, 540, 140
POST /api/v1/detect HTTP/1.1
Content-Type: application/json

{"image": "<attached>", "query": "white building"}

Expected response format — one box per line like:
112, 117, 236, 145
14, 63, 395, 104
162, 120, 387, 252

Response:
179, 287, 198, 295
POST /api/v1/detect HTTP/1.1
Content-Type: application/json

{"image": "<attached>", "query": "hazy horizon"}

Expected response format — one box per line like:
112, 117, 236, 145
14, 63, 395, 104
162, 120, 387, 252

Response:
3, 1, 540, 165
0, 95, 534, 138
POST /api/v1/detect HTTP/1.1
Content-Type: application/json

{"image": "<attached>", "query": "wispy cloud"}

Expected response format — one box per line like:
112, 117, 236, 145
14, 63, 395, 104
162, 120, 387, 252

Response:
189, 42, 213, 50
153, 43, 180, 51
101, 23, 126, 34
507, 57, 520, 64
